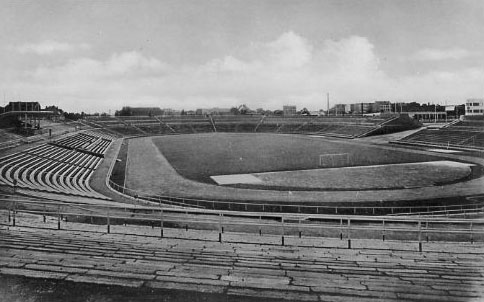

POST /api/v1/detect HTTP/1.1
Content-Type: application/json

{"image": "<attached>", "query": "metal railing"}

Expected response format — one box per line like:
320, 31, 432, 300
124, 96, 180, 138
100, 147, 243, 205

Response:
1, 198, 483, 251
108, 178, 484, 216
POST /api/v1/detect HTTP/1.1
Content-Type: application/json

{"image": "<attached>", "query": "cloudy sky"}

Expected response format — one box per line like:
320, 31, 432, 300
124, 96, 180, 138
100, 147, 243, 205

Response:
1, 0, 483, 113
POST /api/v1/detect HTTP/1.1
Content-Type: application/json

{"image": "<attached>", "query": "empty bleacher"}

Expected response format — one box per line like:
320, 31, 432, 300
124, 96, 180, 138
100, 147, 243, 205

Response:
50, 131, 115, 157
0, 131, 114, 199
83, 114, 415, 139
396, 119, 484, 149
257, 116, 389, 138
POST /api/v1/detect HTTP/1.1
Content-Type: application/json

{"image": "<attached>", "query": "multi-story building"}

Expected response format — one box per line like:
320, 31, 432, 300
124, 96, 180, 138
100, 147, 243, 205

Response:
465, 99, 484, 116
283, 105, 297, 116
373, 101, 392, 113
5, 101, 41, 112
350, 103, 372, 114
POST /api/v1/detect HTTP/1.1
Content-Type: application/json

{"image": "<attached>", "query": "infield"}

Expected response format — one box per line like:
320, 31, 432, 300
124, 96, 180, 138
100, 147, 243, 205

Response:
153, 133, 442, 184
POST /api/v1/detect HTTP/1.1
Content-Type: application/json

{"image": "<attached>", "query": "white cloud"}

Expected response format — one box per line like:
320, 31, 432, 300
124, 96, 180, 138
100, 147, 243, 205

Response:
7, 32, 484, 113
16, 40, 90, 55
411, 48, 473, 61
32, 51, 167, 80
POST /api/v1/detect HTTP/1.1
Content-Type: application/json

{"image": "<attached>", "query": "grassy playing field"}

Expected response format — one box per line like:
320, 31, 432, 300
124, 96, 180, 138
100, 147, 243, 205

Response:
153, 133, 442, 184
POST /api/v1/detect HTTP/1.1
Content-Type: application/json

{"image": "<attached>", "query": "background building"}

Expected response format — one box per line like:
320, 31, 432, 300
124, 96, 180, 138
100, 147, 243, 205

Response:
283, 105, 297, 116
465, 99, 484, 116
5, 102, 41, 112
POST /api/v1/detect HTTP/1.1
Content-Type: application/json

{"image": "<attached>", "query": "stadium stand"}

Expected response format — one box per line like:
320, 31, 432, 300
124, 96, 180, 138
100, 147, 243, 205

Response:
395, 119, 484, 149
86, 114, 417, 139
0, 131, 113, 199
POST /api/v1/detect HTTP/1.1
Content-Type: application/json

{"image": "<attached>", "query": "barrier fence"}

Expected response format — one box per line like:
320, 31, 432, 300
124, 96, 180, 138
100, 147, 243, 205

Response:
2, 198, 483, 252
108, 179, 484, 216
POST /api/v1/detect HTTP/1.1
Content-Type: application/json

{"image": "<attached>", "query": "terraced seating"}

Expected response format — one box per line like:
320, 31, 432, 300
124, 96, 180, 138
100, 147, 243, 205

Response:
212, 115, 261, 123
110, 126, 145, 136
399, 128, 484, 148
84, 114, 411, 139
50, 131, 114, 157
2, 212, 483, 302
234, 123, 257, 132
276, 123, 304, 133
316, 124, 377, 138
211, 116, 261, 133
0, 138, 109, 199
167, 123, 197, 134
190, 122, 214, 133
117, 116, 159, 124
254, 123, 279, 132
138, 124, 175, 135
213, 123, 238, 132
257, 116, 387, 138
452, 120, 484, 130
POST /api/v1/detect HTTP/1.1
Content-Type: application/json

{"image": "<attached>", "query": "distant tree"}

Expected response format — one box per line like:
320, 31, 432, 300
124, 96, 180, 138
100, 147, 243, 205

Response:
238, 104, 251, 115
44, 105, 63, 115
64, 112, 82, 120
300, 107, 310, 116
230, 107, 240, 115
115, 106, 133, 116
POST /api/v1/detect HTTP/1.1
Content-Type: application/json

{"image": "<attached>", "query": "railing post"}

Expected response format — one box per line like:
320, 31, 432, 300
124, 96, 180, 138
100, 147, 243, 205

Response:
281, 216, 285, 246
418, 219, 422, 252
426, 221, 429, 242
160, 208, 164, 238
218, 212, 223, 243
298, 218, 302, 238
12, 200, 16, 227
339, 218, 343, 240
382, 219, 386, 241
57, 206, 61, 230
347, 218, 351, 249
185, 210, 188, 231
259, 215, 262, 236
470, 221, 474, 244
107, 208, 111, 234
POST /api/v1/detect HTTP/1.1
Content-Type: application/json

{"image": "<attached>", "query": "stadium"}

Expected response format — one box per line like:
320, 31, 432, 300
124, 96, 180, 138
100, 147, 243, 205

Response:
93, 113, 484, 214
1, 106, 484, 301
